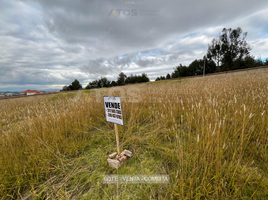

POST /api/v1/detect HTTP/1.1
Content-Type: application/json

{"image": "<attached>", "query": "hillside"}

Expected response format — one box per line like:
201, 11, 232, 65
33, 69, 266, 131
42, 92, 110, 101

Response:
0, 70, 268, 199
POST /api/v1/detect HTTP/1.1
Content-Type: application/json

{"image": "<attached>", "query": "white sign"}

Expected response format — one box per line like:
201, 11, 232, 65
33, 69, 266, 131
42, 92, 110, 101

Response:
103, 96, 123, 125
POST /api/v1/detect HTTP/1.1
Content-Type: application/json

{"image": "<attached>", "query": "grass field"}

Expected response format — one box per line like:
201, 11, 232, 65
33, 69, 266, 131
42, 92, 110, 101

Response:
1, 71, 268, 199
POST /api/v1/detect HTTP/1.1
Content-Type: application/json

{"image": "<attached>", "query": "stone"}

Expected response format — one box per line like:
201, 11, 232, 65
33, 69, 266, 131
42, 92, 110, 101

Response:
107, 158, 121, 169
116, 153, 127, 162
122, 149, 133, 158
108, 152, 117, 159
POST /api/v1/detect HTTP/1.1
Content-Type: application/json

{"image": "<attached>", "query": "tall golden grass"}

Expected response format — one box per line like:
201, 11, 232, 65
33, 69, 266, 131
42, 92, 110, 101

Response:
0, 70, 268, 199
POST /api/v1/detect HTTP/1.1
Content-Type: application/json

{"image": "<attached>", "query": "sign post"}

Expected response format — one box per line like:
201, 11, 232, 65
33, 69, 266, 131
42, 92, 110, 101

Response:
114, 123, 120, 154
103, 96, 124, 155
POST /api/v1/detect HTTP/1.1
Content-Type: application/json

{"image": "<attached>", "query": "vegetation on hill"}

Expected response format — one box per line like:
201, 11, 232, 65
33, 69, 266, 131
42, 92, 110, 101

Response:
62, 28, 268, 91
61, 73, 150, 91
155, 27, 268, 81
1, 69, 268, 199
62, 79, 83, 91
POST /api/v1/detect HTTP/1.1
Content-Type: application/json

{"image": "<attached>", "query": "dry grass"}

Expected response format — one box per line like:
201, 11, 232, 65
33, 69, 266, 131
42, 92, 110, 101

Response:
0, 71, 268, 199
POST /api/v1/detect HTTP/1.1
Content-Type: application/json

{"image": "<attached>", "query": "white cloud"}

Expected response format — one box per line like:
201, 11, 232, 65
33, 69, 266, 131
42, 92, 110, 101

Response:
0, 0, 268, 90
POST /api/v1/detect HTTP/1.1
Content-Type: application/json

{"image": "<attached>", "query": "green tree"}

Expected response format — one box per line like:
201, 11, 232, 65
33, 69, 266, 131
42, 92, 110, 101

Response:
111, 81, 117, 86
238, 55, 255, 69
221, 28, 251, 70
69, 79, 82, 90
61, 85, 70, 91
125, 73, 149, 84
85, 85, 91, 89
98, 77, 111, 88
166, 73, 171, 79
141, 73, 150, 82
171, 64, 191, 78
117, 72, 127, 85
85, 78, 107, 89
207, 27, 251, 71
207, 37, 222, 70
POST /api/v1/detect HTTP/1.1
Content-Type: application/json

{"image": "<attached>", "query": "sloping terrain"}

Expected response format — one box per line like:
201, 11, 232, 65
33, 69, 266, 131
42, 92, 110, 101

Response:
0, 71, 268, 199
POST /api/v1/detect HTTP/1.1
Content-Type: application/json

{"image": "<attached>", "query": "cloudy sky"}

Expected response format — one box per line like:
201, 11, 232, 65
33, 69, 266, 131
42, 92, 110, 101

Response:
0, 0, 268, 91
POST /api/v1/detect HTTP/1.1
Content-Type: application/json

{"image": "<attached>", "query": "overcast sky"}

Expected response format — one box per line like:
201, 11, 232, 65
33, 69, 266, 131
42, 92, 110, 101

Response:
0, 0, 268, 91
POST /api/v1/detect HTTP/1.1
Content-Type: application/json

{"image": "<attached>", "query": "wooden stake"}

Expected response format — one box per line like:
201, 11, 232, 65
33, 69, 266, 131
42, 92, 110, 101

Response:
114, 123, 120, 154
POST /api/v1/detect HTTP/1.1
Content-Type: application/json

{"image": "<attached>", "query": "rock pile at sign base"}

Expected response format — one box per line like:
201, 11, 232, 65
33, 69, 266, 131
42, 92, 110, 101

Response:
122, 149, 133, 158
108, 152, 117, 159
117, 153, 127, 162
107, 150, 133, 169
107, 158, 121, 169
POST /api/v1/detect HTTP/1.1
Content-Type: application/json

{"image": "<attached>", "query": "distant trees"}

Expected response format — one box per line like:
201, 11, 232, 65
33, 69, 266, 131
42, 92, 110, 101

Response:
207, 37, 222, 70
85, 77, 110, 89
85, 78, 107, 90
62, 85, 70, 91
207, 27, 252, 71
125, 73, 150, 84
99, 77, 111, 88
170, 63, 198, 78
117, 72, 127, 85
155, 75, 166, 81
69, 79, 83, 90
64, 27, 267, 87
166, 73, 171, 79
85, 80, 98, 89
61, 79, 82, 91
188, 59, 216, 75
84, 72, 150, 89
111, 81, 117, 87
155, 27, 266, 81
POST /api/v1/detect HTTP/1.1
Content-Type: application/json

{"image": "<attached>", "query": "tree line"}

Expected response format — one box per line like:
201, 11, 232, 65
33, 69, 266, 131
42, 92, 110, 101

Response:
61, 72, 150, 91
62, 27, 267, 90
155, 27, 268, 81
